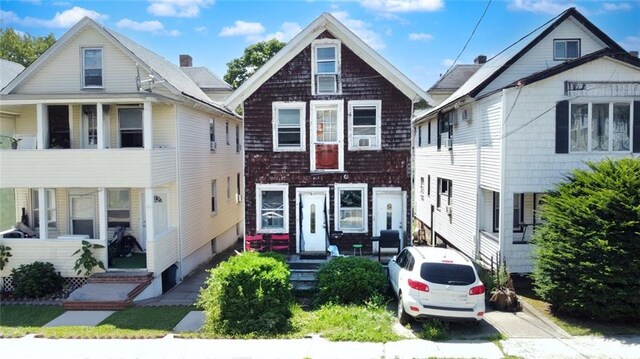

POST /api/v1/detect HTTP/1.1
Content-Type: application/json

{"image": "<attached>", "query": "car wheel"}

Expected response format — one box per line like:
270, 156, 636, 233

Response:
397, 293, 411, 325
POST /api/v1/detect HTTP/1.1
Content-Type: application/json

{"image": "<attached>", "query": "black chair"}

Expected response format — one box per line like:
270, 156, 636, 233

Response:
378, 230, 401, 262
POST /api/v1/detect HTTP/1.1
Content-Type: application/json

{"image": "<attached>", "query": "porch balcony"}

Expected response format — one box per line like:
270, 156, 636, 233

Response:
0, 148, 176, 188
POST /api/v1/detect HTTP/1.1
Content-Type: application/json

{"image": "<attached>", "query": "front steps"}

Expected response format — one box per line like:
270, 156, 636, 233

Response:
63, 271, 153, 310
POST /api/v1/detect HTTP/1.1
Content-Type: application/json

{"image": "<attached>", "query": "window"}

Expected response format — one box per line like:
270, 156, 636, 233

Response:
312, 39, 341, 95
236, 173, 241, 202
438, 112, 453, 150
119, 107, 143, 148
348, 100, 381, 150
226, 176, 231, 200
209, 119, 216, 151
436, 178, 452, 209
272, 102, 306, 151
256, 184, 288, 233
335, 184, 367, 233
570, 101, 631, 152
83, 48, 103, 88
553, 39, 580, 61
235, 124, 240, 153
211, 180, 217, 214
427, 121, 432, 144
493, 192, 500, 232
427, 175, 431, 196
225, 122, 229, 145
420, 177, 425, 200
513, 193, 524, 233
417, 126, 422, 147
82, 105, 98, 148
107, 189, 130, 228
31, 189, 56, 229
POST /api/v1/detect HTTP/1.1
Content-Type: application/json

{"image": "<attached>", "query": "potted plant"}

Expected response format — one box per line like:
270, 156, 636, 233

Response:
0, 135, 20, 149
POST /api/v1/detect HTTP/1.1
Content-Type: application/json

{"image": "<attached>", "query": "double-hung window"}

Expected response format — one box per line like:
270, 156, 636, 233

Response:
553, 39, 580, 61
83, 48, 103, 88
570, 101, 631, 152
438, 112, 453, 150
335, 184, 367, 233
436, 178, 452, 209
493, 192, 500, 232
348, 100, 381, 150
272, 102, 306, 151
209, 119, 216, 151
119, 107, 143, 148
235, 124, 240, 153
31, 189, 56, 229
211, 180, 217, 214
312, 39, 341, 94
107, 189, 130, 228
513, 193, 524, 233
256, 184, 288, 233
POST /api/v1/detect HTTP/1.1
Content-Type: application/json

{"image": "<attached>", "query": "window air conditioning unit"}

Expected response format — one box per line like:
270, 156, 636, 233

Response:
355, 136, 375, 148
236, 193, 243, 203
442, 137, 452, 150
445, 205, 453, 215
210, 141, 217, 151
316, 74, 337, 94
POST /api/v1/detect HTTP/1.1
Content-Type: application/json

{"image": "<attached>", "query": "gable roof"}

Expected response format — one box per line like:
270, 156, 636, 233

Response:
1, 17, 236, 117
415, 7, 626, 121
0, 59, 25, 90
428, 64, 482, 93
224, 12, 432, 109
181, 66, 232, 91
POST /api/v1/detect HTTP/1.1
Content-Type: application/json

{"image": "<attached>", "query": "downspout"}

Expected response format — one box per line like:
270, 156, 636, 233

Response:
474, 100, 482, 260
410, 97, 416, 241
498, 89, 508, 265
174, 104, 184, 280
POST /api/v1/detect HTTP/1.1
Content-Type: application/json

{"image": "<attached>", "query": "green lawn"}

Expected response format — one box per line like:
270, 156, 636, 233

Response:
0, 305, 65, 337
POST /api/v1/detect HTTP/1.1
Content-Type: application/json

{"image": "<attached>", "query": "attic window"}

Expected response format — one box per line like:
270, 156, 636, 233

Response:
553, 39, 580, 61
83, 48, 103, 88
312, 39, 341, 95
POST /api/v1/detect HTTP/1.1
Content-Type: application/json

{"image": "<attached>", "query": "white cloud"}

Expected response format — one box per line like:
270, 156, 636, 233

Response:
219, 20, 265, 37
195, 26, 207, 33
359, 0, 443, 13
166, 29, 182, 37
331, 11, 385, 50
507, 0, 574, 15
253, 22, 302, 42
147, 0, 214, 18
0, 7, 107, 28
408, 32, 433, 41
117, 18, 165, 32
601, 2, 632, 12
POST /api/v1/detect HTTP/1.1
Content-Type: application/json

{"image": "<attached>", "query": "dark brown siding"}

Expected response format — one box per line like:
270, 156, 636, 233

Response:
244, 32, 413, 253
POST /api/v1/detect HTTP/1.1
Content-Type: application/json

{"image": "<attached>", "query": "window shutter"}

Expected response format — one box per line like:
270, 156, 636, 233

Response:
555, 100, 569, 154
634, 101, 640, 153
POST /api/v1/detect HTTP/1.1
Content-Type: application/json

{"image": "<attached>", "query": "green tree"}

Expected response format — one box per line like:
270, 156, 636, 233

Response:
0, 27, 56, 67
532, 157, 640, 322
224, 39, 286, 89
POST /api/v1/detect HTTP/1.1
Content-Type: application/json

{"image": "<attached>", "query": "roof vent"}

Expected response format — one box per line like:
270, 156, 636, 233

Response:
474, 55, 487, 64
630, 51, 639, 58
180, 54, 193, 67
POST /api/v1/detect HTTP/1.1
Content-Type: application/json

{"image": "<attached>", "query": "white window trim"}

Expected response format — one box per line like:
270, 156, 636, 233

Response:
310, 100, 344, 172
272, 102, 306, 151
209, 119, 216, 152
334, 183, 368, 233
117, 105, 144, 149
211, 180, 217, 216
31, 189, 57, 230
569, 100, 634, 153
82, 47, 103, 89
256, 184, 289, 234
311, 39, 342, 96
348, 100, 382, 151
553, 39, 580, 61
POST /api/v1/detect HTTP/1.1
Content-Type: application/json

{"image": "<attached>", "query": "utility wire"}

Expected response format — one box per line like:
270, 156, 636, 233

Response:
443, 0, 493, 76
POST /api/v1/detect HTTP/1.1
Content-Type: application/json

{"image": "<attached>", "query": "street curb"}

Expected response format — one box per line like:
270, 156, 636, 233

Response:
519, 297, 572, 339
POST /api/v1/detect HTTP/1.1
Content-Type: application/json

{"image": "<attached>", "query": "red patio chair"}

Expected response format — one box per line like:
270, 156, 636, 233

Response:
270, 234, 290, 253
245, 234, 266, 252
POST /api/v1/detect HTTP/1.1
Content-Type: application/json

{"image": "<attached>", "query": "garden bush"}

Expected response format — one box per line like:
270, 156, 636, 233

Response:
316, 256, 386, 305
197, 251, 293, 335
11, 261, 64, 298
533, 158, 640, 321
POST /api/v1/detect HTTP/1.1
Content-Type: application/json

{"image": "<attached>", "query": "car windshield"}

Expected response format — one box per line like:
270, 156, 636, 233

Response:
420, 263, 476, 285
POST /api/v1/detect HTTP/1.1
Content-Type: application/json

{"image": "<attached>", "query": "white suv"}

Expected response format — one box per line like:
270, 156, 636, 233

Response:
388, 246, 485, 323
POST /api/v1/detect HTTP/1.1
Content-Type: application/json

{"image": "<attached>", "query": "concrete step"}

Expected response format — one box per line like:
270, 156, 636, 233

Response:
63, 272, 153, 310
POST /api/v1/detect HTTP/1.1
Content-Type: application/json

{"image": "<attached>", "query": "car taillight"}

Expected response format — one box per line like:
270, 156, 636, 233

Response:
408, 278, 429, 292
469, 284, 485, 295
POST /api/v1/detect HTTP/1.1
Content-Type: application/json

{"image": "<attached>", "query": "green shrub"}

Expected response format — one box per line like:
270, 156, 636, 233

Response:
11, 261, 63, 299
533, 158, 640, 321
197, 251, 293, 335
316, 256, 386, 305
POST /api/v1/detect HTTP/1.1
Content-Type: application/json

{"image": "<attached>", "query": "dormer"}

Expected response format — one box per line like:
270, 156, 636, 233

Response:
311, 39, 341, 95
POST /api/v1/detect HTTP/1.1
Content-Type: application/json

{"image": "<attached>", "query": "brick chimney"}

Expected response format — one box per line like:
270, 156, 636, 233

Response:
474, 55, 487, 64
630, 51, 639, 58
179, 54, 192, 67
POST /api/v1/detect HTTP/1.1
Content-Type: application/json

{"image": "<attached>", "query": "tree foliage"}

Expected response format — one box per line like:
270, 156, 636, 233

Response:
0, 28, 56, 67
224, 39, 286, 89
532, 157, 640, 321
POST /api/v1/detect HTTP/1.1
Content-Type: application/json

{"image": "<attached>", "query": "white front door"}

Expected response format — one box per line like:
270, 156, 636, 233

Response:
299, 191, 327, 252
153, 192, 168, 236
373, 189, 405, 251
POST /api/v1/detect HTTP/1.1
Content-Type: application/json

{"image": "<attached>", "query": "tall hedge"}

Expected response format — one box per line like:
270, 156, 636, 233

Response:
532, 158, 640, 321
197, 252, 293, 335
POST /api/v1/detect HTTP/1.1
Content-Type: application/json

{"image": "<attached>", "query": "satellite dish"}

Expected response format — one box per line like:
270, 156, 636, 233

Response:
135, 63, 165, 92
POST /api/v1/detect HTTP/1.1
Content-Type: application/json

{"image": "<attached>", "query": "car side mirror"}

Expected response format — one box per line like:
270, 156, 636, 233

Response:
390, 255, 397, 262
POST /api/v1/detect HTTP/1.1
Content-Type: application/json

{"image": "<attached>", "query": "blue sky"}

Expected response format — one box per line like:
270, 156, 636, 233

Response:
1, 0, 639, 89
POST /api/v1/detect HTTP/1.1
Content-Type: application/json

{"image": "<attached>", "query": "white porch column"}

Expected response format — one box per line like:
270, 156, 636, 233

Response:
38, 188, 48, 240
143, 101, 153, 149
145, 188, 155, 243
36, 103, 45, 150
97, 103, 105, 149
98, 188, 108, 242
